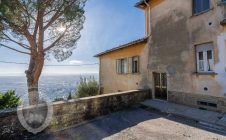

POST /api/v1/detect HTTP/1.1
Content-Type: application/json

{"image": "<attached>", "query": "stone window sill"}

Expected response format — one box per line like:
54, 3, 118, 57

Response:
191, 8, 214, 17
132, 72, 140, 75
117, 73, 129, 75
193, 72, 218, 76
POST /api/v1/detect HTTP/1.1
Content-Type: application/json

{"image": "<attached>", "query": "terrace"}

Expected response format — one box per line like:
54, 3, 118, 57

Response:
30, 107, 226, 140
1, 90, 226, 139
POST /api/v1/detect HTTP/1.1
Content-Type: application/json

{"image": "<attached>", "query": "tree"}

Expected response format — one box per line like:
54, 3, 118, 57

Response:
0, 0, 87, 105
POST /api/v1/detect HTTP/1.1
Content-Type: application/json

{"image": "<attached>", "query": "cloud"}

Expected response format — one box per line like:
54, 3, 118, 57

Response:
69, 60, 83, 65
42, 65, 99, 75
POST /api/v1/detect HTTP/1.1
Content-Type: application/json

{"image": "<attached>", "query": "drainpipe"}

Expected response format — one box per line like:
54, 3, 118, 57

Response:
144, 0, 151, 36
144, 0, 152, 94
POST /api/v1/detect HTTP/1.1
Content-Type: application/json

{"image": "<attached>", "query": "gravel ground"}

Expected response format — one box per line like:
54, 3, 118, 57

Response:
31, 107, 226, 140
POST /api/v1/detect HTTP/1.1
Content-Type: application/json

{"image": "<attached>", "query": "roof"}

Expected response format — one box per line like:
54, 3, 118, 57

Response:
135, 0, 150, 9
94, 37, 148, 57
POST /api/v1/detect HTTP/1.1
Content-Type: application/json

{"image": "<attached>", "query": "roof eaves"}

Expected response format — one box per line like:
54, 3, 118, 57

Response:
135, 0, 149, 9
94, 37, 148, 57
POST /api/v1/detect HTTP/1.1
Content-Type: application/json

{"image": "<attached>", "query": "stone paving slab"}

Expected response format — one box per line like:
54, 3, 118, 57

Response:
141, 99, 226, 130
29, 107, 226, 140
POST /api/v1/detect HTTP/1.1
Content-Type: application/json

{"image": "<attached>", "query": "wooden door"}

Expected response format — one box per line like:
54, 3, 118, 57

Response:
153, 72, 167, 100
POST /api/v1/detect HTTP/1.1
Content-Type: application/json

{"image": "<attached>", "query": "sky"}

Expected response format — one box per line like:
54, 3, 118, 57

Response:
0, 0, 144, 76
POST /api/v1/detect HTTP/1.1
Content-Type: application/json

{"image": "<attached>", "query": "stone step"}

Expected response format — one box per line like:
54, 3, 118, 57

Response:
141, 99, 226, 131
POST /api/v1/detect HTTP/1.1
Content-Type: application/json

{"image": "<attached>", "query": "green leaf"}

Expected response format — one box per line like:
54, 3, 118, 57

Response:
0, 90, 21, 109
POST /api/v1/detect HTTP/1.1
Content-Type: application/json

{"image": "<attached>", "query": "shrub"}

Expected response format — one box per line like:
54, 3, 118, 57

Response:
75, 76, 99, 98
0, 90, 21, 109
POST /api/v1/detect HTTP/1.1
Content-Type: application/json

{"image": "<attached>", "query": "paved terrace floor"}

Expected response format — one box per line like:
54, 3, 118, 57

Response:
30, 107, 226, 140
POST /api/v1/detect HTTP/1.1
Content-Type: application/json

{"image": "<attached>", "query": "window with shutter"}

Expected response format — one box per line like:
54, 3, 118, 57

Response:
116, 58, 128, 74
196, 43, 214, 72
132, 56, 139, 73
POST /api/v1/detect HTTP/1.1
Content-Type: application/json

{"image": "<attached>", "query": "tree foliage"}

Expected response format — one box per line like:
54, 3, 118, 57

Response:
0, 0, 87, 104
0, 90, 21, 109
76, 76, 99, 98
0, 0, 86, 61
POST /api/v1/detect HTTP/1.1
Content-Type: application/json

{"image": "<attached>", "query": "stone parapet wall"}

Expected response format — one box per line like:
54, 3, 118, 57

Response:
168, 91, 226, 113
0, 90, 151, 139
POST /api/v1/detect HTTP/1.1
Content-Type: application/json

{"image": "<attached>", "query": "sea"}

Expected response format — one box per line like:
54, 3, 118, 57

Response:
0, 74, 98, 101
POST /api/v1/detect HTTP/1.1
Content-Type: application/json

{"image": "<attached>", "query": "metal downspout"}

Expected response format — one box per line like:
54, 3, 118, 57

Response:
144, 0, 152, 94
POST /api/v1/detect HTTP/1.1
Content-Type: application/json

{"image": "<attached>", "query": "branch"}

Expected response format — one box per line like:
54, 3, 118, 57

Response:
2, 32, 30, 50
43, 0, 78, 30
44, 35, 58, 42
37, 8, 45, 52
0, 43, 31, 55
44, 27, 69, 52
44, 8, 58, 16
0, 15, 33, 41
43, 11, 63, 30
15, 0, 36, 22
33, 13, 39, 38
0, 17, 24, 34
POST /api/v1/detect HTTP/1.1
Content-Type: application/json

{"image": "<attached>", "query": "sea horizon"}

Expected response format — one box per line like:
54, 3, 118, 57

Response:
0, 73, 99, 77
0, 74, 99, 101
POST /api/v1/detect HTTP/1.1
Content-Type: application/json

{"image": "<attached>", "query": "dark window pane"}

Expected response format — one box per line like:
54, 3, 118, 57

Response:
193, 0, 209, 14
194, 0, 202, 14
207, 50, 212, 59
134, 61, 138, 73
154, 73, 160, 86
132, 56, 139, 73
161, 73, 167, 87
117, 60, 120, 73
199, 52, 204, 60
203, 0, 210, 11
121, 59, 124, 73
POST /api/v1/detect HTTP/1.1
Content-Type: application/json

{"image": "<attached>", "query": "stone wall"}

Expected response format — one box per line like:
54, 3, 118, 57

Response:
0, 90, 151, 139
168, 91, 226, 113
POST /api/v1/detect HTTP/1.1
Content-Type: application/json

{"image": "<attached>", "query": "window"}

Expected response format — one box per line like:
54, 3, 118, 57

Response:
193, 0, 210, 15
132, 56, 139, 73
116, 58, 128, 74
196, 43, 214, 72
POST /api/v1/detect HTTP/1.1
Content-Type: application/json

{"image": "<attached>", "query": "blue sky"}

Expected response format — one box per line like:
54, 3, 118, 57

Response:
0, 0, 144, 76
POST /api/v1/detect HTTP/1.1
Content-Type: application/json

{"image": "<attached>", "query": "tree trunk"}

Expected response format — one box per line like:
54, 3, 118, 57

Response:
26, 55, 44, 105
27, 80, 39, 105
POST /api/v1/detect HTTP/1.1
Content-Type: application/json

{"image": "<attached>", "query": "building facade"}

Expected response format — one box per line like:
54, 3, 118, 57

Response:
95, 38, 149, 94
95, 0, 226, 112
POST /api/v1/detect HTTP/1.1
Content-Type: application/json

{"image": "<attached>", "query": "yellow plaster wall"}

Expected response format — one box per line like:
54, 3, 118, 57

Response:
99, 42, 149, 94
